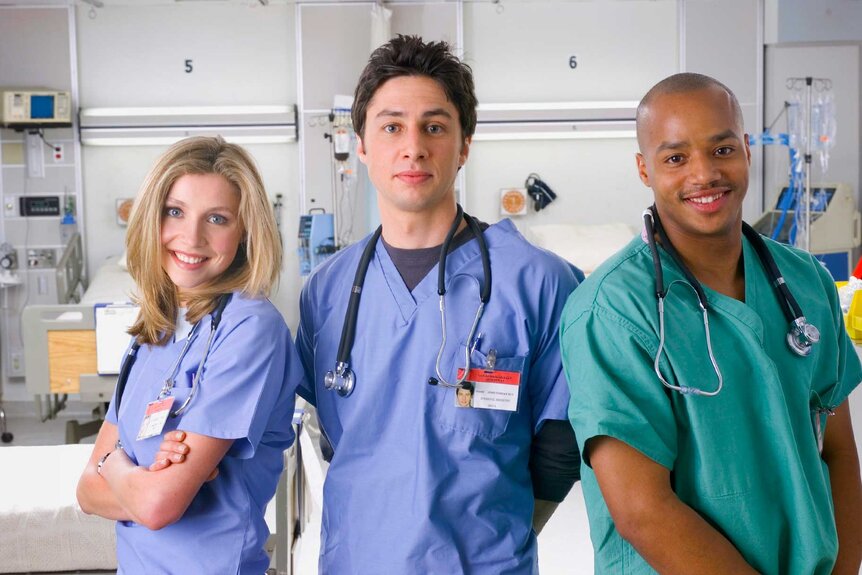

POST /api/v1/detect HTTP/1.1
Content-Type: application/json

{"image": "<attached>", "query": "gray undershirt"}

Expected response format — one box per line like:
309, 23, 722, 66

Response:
381, 222, 488, 292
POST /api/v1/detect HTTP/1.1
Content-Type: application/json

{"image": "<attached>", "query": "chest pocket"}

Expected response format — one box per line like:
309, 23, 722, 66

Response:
435, 343, 526, 440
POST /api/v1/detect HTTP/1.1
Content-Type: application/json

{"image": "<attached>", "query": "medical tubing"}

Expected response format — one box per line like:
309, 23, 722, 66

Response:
465, 214, 492, 303
437, 205, 465, 296
651, 207, 709, 309
336, 226, 382, 365
643, 208, 665, 298
741, 223, 802, 323
114, 341, 141, 418
698, 307, 724, 396
173, 326, 215, 416
434, 295, 455, 386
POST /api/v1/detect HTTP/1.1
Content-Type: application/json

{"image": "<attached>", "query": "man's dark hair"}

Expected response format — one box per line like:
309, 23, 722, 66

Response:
459, 382, 474, 393
352, 35, 478, 140
636, 73, 744, 147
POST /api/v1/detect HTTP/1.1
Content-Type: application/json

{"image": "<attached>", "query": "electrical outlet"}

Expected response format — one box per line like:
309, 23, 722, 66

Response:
9, 350, 24, 378
53, 144, 64, 163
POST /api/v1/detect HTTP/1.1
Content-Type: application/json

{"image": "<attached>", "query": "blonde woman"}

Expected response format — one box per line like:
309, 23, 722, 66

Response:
77, 136, 302, 574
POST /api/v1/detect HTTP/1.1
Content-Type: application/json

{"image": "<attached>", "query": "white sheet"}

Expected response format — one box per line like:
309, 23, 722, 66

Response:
0, 445, 116, 572
81, 255, 137, 305
528, 223, 636, 275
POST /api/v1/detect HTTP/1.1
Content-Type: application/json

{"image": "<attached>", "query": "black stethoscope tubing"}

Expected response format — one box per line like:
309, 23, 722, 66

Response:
113, 292, 232, 418
645, 204, 803, 324
327, 204, 491, 395
644, 204, 818, 363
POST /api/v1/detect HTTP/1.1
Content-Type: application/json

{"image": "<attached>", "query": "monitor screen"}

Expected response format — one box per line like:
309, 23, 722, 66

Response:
775, 187, 836, 213
30, 95, 54, 119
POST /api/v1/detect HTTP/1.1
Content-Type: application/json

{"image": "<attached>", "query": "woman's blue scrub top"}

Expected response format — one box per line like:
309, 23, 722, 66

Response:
106, 293, 303, 575
296, 219, 582, 574
562, 234, 862, 574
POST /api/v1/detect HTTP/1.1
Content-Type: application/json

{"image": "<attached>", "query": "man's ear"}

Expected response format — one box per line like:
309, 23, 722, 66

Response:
459, 136, 472, 168
636, 153, 650, 187
357, 134, 368, 164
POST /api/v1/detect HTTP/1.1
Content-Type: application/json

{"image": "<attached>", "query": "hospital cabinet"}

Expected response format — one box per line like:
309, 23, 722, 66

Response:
752, 183, 860, 280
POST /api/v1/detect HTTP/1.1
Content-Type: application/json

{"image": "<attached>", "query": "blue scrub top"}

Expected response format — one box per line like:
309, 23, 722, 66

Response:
562, 234, 862, 574
297, 219, 582, 574
106, 293, 303, 575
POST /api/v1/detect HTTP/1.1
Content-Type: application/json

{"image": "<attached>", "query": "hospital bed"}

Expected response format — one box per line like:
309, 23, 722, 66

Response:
0, 444, 117, 573
0, 411, 320, 574
527, 222, 638, 275
22, 253, 137, 442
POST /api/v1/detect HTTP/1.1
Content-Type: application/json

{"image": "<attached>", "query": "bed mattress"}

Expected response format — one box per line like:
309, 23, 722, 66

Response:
0, 444, 116, 572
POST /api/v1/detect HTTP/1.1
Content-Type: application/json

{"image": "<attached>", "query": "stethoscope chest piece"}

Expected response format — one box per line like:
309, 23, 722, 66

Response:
787, 318, 820, 357
324, 362, 355, 397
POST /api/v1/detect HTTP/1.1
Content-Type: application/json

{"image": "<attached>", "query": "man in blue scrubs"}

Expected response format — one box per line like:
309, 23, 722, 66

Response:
561, 73, 862, 574
296, 35, 583, 573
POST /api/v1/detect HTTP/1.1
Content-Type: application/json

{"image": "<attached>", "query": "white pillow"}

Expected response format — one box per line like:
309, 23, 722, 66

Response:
529, 223, 636, 274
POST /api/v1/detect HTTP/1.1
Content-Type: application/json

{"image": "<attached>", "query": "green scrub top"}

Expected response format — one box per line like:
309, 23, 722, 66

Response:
561, 233, 862, 575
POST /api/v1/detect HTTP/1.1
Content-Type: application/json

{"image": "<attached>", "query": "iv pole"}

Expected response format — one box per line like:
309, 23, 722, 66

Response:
786, 76, 832, 252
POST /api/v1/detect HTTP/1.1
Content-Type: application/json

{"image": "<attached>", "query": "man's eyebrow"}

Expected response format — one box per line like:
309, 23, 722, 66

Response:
709, 129, 741, 143
654, 130, 741, 154
374, 108, 453, 119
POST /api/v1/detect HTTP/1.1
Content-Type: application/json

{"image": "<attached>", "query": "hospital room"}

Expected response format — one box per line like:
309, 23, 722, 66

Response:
2, 0, 862, 573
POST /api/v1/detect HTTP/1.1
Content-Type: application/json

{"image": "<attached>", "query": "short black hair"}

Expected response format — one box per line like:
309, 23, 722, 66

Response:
352, 35, 478, 140
636, 73, 744, 147
458, 382, 475, 393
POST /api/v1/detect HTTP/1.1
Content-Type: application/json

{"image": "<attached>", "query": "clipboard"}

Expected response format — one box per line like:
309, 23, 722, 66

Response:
94, 303, 139, 375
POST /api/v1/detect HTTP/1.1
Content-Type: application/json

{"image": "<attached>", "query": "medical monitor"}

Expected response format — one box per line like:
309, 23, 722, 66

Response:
775, 186, 836, 213
1, 89, 72, 128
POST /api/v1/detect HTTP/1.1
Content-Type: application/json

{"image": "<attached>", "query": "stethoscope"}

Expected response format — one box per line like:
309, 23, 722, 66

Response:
324, 204, 491, 397
642, 205, 820, 397
113, 293, 232, 418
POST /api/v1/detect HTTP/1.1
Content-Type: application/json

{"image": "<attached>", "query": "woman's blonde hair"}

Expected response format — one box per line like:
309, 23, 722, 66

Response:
126, 136, 281, 345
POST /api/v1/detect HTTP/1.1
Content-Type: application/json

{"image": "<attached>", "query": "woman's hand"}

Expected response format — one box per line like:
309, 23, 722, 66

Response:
149, 430, 219, 481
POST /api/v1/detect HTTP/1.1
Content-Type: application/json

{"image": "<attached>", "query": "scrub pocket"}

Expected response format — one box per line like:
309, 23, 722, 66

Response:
436, 344, 524, 440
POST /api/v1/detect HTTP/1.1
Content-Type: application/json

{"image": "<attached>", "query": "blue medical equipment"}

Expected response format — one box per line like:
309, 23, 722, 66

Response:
323, 205, 492, 397
642, 205, 819, 396
113, 293, 232, 416
752, 183, 860, 281
298, 212, 336, 276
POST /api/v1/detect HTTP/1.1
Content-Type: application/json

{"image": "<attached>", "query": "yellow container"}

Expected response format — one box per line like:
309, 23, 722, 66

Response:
838, 281, 862, 342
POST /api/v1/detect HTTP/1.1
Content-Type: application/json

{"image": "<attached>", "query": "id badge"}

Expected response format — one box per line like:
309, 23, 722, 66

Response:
137, 397, 175, 440
456, 367, 520, 411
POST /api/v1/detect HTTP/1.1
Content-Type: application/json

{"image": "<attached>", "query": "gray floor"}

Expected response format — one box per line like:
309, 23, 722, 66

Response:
0, 403, 100, 447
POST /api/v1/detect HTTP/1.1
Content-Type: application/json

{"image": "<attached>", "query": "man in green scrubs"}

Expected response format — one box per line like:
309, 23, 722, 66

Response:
561, 73, 862, 574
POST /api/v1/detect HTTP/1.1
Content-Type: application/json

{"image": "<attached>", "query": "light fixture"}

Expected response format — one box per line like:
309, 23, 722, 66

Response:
79, 105, 297, 146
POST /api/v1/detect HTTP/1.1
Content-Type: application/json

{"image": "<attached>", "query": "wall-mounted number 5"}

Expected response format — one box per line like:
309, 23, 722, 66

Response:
569, 56, 578, 70
185, 59, 194, 73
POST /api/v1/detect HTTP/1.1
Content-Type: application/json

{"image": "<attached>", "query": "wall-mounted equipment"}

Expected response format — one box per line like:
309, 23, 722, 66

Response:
1, 89, 72, 129
19, 196, 61, 217
500, 188, 527, 216
0, 243, 17, 271
752, 182, 860, 280
298, 212, 335, 276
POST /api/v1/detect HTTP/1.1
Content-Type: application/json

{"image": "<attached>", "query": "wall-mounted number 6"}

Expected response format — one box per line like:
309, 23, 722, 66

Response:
569, 56, 578, 70
185, 59, 193, 73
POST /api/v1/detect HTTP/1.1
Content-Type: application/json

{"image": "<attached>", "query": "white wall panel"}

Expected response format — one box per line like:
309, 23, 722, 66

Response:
465, 137, 649, 231
76, 3, 295, 107
463, 0, 678, 103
